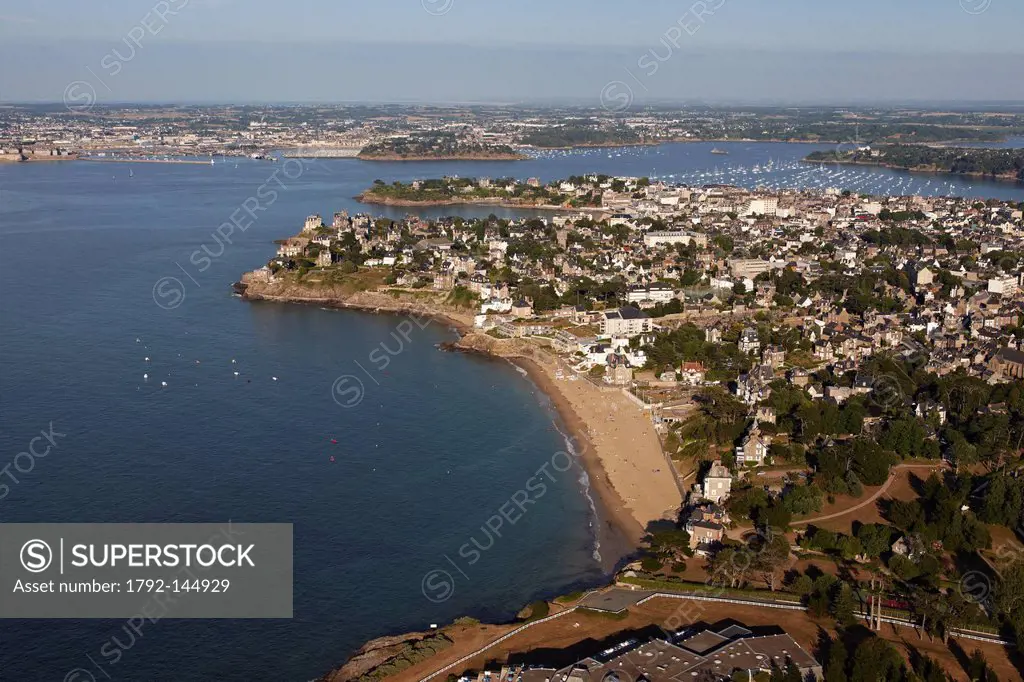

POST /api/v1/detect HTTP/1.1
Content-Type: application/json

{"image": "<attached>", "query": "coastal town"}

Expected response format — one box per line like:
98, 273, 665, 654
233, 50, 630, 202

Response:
241, 174, 1024, 682
6, 0, 1024, 679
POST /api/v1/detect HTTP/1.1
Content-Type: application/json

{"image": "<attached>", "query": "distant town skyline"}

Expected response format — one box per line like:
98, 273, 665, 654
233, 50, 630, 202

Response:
1, 0, 1022, 104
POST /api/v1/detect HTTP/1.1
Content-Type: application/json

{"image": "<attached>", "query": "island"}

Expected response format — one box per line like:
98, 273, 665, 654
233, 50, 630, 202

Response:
357, 132, 526, 161
235, 176, 1024, 682
805, 144, 1024, 182
356, 176, 610, 210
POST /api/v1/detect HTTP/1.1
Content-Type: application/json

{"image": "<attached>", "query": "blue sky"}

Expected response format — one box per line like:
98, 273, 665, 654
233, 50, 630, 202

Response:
1, 0, 1022, 103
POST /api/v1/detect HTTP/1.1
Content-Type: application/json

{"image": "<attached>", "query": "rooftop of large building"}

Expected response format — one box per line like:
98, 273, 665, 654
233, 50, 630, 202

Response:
516, 622, 821, 682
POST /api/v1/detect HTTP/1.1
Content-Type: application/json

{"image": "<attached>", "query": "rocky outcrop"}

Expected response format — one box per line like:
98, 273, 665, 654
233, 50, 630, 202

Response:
236, 275, 475, 331
452, 333, 555, 368
320, 632, 453, 682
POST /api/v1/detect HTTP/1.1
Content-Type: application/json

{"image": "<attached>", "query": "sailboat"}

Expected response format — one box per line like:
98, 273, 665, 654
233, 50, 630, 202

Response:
129, 168, 134, 177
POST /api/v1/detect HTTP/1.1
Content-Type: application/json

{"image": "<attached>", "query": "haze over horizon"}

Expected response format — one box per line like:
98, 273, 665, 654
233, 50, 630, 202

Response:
1, 0, 1022, 106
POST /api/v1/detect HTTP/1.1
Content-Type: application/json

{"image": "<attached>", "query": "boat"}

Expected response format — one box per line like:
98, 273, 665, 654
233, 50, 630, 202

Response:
710, 147, 729, 155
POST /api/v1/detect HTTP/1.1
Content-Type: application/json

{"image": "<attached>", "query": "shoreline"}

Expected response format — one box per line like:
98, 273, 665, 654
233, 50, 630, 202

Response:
506, 350, 680, 537
512, 356, 646, 551
442, 327, 679, 548
354, 192, 601, 213
447, 343, 646, 554
236, 280, 682, 682
236, 282, 655, 551
78, 157, 214, 165
357, 153, 528, 162
236, 286, 475, 334
802, 157, 1024, 183
523, 135, 1012, 150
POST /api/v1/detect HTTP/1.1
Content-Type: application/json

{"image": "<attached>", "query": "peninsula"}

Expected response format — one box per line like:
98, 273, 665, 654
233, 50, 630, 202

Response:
356, 176, 608, 210
357, 132, 526, 161
805, 144, 1024, 182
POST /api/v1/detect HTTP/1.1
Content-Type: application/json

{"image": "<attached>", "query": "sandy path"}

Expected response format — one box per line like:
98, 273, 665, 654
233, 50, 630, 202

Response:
792, 463, 943, 526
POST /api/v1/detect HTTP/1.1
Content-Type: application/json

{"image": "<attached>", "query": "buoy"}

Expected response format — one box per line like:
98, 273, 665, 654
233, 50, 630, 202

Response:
331, 439, 338, 444
329, 456, 335, 462
231, 359, 236, 364
143, 373, 148, 379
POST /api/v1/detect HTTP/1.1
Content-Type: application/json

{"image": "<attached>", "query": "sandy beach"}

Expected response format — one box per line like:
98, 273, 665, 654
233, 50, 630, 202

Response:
513, 354, 683, 545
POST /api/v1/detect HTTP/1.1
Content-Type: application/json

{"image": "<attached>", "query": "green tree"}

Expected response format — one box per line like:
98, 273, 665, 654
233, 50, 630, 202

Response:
824, 638, 848, 682
832, 583, 857, 626
708, 546, 754, 588
967, 649, 1000, 682
753, 534, 790, 592
996, 560, 1024, 652
856, 523, 893, 558
782, 485, 824, 515
849, 637, 904, 682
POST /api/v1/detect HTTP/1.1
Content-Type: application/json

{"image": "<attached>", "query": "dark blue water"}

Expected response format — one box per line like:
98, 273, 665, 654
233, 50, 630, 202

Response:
1, 141, 1022, 681
0, 160, 604, 682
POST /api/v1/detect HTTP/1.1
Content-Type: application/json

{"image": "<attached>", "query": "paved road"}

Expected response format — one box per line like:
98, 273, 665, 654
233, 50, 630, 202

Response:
579, 588, 653, 612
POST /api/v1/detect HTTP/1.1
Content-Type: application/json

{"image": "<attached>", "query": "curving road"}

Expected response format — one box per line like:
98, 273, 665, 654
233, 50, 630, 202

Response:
791, 463, 943, 527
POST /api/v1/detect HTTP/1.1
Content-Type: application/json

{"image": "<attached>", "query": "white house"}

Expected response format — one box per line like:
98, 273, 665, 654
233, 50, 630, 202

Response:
701, 461, 733, 503
599, 307, 653, 337
626, 284, 676, 304
989, 275, 1019, 296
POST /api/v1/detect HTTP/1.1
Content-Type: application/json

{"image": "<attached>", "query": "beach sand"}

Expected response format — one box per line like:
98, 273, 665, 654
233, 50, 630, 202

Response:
515, 356, 683, 547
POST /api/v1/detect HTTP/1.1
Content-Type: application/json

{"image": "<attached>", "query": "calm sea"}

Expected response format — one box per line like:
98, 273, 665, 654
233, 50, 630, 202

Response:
1, 141, 1022, 681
